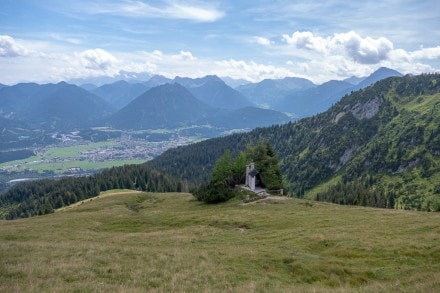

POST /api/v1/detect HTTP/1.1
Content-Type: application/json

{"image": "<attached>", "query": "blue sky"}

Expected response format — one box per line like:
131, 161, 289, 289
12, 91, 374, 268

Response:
1, 0, 439, 84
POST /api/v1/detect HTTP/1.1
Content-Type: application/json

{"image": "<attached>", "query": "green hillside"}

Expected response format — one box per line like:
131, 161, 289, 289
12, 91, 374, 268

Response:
149, 74, 440, 211
0, 190, 438, 292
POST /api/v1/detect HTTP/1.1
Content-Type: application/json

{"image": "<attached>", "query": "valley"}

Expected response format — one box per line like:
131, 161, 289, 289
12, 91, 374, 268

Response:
0, 127, 212, 192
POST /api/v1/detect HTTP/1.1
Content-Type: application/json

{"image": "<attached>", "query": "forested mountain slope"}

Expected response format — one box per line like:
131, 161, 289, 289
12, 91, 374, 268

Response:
198, 106, 290, 129
149, 74, 440, 211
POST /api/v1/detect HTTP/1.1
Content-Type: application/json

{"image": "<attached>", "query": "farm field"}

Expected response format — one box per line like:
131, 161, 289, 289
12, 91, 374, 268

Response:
0, 132, 204, 191
0, 191, 438, 292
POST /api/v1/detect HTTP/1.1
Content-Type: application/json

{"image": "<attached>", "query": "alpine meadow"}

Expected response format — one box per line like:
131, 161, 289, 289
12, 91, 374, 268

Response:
0, 191, 439, 292
1, 1, 440, 292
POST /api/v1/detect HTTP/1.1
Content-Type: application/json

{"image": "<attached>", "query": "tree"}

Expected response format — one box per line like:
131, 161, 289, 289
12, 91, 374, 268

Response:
193, 151, 238, 203
245, 140, 284, 190
211, 151, 234, 188
232, 151, 247, 186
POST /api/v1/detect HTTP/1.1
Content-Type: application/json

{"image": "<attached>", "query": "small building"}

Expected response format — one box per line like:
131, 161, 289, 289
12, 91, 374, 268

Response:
245, 163, 261, 191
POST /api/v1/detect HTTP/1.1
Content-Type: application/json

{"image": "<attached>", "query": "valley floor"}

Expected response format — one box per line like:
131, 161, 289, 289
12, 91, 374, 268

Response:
0, 191, 439, 292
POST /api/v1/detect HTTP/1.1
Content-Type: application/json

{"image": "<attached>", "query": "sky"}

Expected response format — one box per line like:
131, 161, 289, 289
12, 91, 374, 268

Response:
0, 0, 439, 85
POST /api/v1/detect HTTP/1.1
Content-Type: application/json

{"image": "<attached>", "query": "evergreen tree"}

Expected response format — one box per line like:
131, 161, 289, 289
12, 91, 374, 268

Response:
211, 151, 234, 188
245, 141, 284, 190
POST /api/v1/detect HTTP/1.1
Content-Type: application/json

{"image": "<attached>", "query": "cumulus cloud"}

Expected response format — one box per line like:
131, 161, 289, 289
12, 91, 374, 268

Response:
282, 31, 326, 52
0, 35, 28, 57
79, 48, 118, 70
330, 31, 393, 64
282, 31, 393, 64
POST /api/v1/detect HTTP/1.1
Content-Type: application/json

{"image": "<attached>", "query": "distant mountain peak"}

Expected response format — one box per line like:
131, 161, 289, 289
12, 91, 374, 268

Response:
106, 82, 211, 130
151, 82, 189, 93
343, 76, 366, 85
356, 67, 403, 89
173, 75, 252, 109
220, 77, 250, 88
111, 80, 130, 86
204, 75, 223, 81
145, 75, 172, 87
56, 81, 69, 86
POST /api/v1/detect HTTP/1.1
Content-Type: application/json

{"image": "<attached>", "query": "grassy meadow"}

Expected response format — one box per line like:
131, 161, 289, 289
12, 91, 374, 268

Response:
0, 190, 439, 292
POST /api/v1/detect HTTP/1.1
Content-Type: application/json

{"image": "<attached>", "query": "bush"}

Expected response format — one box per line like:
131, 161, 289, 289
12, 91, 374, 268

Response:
192, 183, 235, 204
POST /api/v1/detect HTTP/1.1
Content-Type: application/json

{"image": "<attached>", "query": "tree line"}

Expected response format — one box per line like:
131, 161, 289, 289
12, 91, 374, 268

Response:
0, 164, 181, 219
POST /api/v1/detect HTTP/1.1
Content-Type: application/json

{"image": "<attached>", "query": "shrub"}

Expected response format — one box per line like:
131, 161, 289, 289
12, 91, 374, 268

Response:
192, 183, 235, 204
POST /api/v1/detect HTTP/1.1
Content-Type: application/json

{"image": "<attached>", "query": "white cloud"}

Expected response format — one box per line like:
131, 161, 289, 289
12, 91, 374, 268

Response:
330, 31, 393, 64
0, 35, 28, 57
175, 51, 196, 61
83, 0, 224, 22
214, 59, 295, 82
408, 46, 440, 60
282, 31, 393, 64
282, 31, 326, 52
149, 50, 164, 60
78, 48, 118, 71
271, 30, 440, 82
254, 36, 273, 46
0, 31, 438, 85
129, 51, 294, 82
167, 2, 224, 22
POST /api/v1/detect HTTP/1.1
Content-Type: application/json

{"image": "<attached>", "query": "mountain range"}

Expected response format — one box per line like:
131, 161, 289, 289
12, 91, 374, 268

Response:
148, 73, 440, 211
105, 83, 290, 130
237, 76, 315, 107
0, 67, 404, 134
237, 67, 403, 118
90, 67, 404, 125
0, 82, 113, 130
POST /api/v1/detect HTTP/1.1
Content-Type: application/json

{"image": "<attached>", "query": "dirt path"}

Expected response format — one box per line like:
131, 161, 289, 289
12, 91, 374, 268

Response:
241, 195, 290, 205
